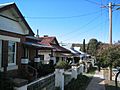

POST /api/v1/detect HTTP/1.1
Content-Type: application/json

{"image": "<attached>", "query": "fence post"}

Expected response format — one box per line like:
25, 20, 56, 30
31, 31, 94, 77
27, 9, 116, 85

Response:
72, 66, 77, 79
85, 63, 88, 73
14, 85, 27, 90
81, 64, 84, 73
13, 78, 28, 90
55, 69, 64, 90
78, 66, 81, 74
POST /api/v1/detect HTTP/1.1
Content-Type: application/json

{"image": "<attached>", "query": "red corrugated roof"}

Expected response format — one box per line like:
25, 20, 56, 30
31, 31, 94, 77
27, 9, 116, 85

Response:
38, 36, 71, 53
38, 37, 55, 46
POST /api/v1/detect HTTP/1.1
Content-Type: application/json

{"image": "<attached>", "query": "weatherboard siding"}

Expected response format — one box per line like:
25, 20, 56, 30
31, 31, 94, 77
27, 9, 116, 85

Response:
0, 10, 28, 35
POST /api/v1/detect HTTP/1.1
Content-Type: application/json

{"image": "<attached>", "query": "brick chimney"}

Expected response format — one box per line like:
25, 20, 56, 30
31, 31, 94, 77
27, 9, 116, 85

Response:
44, 35, 48, 37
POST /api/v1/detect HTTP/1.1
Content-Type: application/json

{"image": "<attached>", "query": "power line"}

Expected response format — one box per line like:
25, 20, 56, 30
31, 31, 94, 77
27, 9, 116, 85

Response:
59, 10, 107, 37
84, 0, 102, 6
62, 17, 109, 42
61, 14, 103, 42
24, 10, 100, 19
60, 10, 109, 42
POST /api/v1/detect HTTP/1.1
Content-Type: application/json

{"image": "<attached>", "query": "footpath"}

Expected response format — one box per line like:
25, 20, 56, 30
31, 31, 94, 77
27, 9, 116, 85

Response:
86, 70, 105, 90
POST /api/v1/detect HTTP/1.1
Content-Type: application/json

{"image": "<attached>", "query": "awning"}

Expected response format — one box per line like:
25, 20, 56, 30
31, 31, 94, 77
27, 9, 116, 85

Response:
52, 44, 71, 53
23, 42, 53, 49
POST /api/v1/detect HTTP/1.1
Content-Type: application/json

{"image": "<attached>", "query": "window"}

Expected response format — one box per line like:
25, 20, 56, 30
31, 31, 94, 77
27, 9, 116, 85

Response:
0, 40, 2, 67
25, 48, 29, 58
8, 41, 16, 65
56, 57, 59, 63
39, 55, 44, 61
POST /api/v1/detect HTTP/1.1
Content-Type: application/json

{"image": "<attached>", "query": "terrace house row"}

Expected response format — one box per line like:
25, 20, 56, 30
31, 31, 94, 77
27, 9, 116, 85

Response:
0, 2, 73, 81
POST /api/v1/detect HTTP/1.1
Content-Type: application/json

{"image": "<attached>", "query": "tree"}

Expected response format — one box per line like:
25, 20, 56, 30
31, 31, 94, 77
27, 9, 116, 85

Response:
87, 38, 98, 56
82, 39, 86, 52
98, 45, 120, 80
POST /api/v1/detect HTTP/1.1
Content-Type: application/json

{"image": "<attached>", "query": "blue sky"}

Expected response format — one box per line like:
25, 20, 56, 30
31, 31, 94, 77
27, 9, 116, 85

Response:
0, 0, 120, 43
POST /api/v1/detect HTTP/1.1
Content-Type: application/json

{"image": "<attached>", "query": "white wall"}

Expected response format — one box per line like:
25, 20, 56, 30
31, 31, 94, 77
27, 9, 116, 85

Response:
0, 9, 29, 35
38, 50, 51, 62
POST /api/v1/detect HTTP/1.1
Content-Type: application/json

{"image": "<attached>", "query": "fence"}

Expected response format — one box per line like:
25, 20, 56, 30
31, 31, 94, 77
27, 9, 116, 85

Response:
55, 64, 84, 90
14, 73, 55, 90
14, 64, 84, 90
27, 73, 55, 90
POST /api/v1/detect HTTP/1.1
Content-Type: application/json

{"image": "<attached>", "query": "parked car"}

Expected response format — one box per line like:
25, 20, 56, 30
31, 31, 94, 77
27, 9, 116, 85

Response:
112, 68, 118, 76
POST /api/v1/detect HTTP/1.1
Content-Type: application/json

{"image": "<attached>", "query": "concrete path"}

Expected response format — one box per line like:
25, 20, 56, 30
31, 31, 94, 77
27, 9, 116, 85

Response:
86, 70, 105, 90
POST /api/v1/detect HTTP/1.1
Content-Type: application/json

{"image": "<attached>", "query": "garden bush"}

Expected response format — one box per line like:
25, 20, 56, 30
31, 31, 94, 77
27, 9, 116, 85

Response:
55, 60, 70, 69
64, 74, 90, 90
37, 64, 55, 77
0, 72, 14, 90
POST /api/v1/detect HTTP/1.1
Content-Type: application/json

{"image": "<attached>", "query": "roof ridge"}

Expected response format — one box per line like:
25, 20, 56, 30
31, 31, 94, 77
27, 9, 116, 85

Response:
0, 2, 14, 6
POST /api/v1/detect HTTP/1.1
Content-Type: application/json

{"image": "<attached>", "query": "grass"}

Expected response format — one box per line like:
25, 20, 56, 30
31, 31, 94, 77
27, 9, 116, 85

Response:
88, 67, 97, 74
84, 67, 97, 78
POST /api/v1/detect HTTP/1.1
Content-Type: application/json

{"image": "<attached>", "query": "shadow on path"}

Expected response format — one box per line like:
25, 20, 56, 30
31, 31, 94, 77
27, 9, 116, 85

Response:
105, 80, 120, 90
86, 71, 105, 90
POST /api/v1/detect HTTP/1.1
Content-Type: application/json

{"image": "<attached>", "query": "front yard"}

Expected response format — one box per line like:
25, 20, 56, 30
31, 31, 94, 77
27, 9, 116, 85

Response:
64, 74, 92, 90
64, 67, 96, 90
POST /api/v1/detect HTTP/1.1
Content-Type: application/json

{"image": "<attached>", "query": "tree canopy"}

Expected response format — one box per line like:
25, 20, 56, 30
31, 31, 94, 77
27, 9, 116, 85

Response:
98, 45, 120, 68
81, 39, 86, 52
87, 38, 99, 56
97, 45, 120, 80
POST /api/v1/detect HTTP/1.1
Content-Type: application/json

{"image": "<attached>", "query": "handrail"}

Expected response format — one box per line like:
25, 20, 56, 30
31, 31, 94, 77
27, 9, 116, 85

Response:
28, 65, 37, 79
27, 73, 55, 86
28, 65, 37, 72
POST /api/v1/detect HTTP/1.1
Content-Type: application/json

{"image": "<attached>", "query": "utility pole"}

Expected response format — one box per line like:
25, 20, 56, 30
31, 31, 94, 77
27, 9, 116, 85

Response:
102, 2, 120, 45
109, 2, 112, 45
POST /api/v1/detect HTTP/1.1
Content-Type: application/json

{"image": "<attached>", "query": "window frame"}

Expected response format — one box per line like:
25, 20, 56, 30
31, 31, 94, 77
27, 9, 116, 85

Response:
39, 55, 44, 61
8, 41, 16, 66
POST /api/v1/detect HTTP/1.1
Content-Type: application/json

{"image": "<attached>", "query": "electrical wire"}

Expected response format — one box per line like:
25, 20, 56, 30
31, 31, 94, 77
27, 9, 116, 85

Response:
62, 17, 109, 42
24, 10, 100, 19
59, 10, 107, 37
60, 11, 109, 42
84, 0, 102, 6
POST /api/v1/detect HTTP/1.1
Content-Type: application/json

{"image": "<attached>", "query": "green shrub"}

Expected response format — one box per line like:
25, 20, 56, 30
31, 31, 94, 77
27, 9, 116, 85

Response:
64, 74, 90, 90
55, 87, 60, 90
0, 72, 14, 90
37, 64, 55, 77
55, 60, 70, 69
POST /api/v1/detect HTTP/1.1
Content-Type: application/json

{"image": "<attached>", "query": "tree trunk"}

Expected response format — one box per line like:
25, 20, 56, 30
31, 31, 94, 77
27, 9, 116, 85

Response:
109, 67, 112, 80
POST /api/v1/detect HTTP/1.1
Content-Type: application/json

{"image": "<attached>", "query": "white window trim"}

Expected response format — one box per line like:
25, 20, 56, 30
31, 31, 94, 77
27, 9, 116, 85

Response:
7, 65, 18, 71
0, 65, 18, 72
8, 41, 16, 66
0, 35, 20, 42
